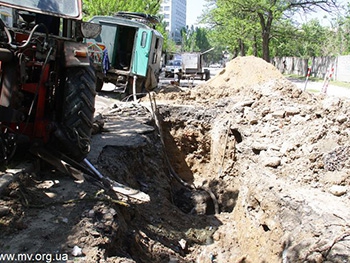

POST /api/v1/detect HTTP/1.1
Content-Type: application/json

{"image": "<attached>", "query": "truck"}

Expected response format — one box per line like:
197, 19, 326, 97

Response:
180, 49, 214, 81
86, 12, 163, 99
164, 59, 182, 78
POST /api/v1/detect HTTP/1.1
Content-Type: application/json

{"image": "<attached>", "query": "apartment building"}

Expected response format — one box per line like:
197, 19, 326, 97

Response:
159, 0, 186, 43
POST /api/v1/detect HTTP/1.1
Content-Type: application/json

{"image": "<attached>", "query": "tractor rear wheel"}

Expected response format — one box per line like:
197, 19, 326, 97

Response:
96, 77, 104, 92
57, 65, 96, 161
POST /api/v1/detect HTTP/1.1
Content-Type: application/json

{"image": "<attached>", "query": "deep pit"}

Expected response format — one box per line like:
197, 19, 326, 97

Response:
89, 105, 226, 262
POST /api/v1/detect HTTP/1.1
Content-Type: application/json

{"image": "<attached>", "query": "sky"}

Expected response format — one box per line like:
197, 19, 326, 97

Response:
186, 0, 349, 28
295, 0, 348, 26
186, 0, 206, 26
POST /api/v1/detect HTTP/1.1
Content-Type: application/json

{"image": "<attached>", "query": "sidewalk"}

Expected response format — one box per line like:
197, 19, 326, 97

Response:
289, 78, 350, 99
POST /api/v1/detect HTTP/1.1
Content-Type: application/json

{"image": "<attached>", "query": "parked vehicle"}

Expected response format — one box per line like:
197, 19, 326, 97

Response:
0, 0, 101, 163
164, 59, 182, 78
87, 12, 163, 98
180, 49, 214, 81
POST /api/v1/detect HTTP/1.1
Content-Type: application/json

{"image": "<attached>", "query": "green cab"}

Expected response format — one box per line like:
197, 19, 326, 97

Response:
87, 12, 163, 98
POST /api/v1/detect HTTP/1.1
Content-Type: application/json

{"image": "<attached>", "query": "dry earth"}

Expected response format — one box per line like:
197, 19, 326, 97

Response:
0, 56, 350, 263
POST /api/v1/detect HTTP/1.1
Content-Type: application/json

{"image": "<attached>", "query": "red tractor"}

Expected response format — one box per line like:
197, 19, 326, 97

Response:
0, 0, 101, 164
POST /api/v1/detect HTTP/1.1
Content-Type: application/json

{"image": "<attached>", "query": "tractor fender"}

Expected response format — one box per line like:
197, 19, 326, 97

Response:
64, 42, 90, 67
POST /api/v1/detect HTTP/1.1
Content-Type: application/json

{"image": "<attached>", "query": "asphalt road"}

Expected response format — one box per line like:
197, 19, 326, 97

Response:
159, 67, 223, 88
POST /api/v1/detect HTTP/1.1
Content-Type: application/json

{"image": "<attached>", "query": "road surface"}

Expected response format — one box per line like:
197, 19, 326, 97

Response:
290, 78, 350, 99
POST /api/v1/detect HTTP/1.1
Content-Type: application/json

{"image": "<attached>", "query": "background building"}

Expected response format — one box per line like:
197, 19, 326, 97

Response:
159, 0, 186, 44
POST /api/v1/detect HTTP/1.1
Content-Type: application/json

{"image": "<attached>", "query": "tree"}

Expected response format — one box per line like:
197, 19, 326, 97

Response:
206, 1, 260, 57
269, 18, 331, 58
300, 19, 329, 57
181, 26, 197, 52
205, 0, 338, 62
157, 20, 176, 53
180, 26, 211, 52
83, 0, 161, 20
269, 18, 300, 57
330, 2, 350, 55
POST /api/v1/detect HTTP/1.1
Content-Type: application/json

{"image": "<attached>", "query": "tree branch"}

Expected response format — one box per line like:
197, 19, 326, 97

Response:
288, 0, 338, 13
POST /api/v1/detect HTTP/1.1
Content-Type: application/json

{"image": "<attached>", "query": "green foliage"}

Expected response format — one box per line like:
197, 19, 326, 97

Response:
155, 20, 171, 52
206, 0, 261, 54
269, 19, 299, 57
180, 26, 211, 53
336, 18, 350, 55
331, 3, 350, 55
204, 0, 284, 61
203, 0, 340, 61
269, 18, 331, 58
82, 0, 161, 20
299, 19, 329, 57
82, 0, 350, 60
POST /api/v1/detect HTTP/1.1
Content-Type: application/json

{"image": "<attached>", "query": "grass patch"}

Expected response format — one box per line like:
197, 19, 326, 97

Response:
284, 74, 350, 89
330, 80, 350, 88
284, 74, 322, 82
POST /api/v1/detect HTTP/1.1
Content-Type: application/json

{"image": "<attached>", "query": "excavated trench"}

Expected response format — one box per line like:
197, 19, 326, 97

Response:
91, 102, 242, 262
157, 104, 241, 215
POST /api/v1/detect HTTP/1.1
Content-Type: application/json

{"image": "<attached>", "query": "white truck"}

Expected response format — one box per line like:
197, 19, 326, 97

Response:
180, 48, 213, 81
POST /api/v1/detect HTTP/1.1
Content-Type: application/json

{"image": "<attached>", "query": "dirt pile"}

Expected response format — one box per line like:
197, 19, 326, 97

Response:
193, 55, 285, 99
207, 55, 284, 87
154, 56, 350, 262
155, 56, 295, 104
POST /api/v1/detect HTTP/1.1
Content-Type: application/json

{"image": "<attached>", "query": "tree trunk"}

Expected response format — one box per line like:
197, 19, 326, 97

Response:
232, 48, 239, 58
258, 11, 273, 62
262, 32, 270, 62
239, 39, 245, 56
253, 35, 258, 57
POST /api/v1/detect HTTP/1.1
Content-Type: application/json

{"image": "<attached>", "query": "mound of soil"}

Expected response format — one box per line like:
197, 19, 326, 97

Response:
194, 55, 285, 98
